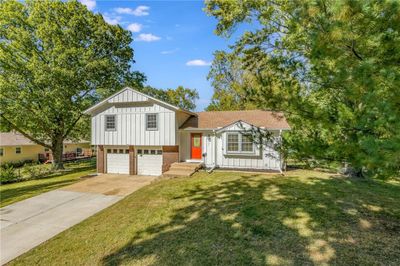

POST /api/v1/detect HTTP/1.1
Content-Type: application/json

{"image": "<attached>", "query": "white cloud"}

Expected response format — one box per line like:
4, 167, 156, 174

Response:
103, 14, 121, 25
115, 7, 133, 14
161, 48, 179, 55
79, 0, 96, 10
127, 23, 142, 33
186, 59, 212, 66
115, 6, 150, 16
133, 6, 150, 16
136, 33, 161, 42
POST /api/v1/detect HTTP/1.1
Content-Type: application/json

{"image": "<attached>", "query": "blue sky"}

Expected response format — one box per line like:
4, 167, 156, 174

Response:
79, 0, 249, 111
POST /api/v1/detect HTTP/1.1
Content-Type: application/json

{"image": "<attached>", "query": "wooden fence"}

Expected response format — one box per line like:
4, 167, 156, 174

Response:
38, 148, 94, 163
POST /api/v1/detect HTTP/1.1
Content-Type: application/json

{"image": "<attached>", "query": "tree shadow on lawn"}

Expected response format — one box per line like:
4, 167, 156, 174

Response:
103, 173, 400, 265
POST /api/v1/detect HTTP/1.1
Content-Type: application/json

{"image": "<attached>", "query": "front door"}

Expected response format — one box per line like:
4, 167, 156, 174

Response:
191, 133, 202, 160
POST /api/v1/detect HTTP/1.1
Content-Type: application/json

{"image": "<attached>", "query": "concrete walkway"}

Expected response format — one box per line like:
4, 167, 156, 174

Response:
0, 174, 156, 265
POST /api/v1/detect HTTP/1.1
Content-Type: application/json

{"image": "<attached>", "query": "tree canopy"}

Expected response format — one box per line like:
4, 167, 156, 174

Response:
141, 85, 199, 111
206, 51, 257, 111
0, 0, 145, 168
205, 0, 400, 178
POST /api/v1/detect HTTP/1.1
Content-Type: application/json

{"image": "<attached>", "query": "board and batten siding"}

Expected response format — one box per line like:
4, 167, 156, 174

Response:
215, 132, 281, 170
108, 88, 149, 103
179, 128, 282, 170
91, 103, 176, 146
175, 112, 191, 145
212, 122, 281, 170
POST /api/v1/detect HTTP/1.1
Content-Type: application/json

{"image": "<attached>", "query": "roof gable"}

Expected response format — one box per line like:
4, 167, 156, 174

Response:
216, 120, 258, 132
108, 88, 149, 103
84, 87, 195, 116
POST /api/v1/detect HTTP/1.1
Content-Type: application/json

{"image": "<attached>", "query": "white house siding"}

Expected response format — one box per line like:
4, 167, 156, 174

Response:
175, 112, 191, 145
179, 128, 282, 171
91, 103, 176, 146
203, 133, 216, 167
108, 88, 149, 103
213, 131, 281, 170
179, 131, 190, 162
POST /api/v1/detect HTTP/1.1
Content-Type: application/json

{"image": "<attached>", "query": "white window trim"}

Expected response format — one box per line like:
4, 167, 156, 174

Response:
226, 133, 240, 153
226, 132, 255, 154
16, 147, 22, 154
0, 148, 4, 156
105, 115, 116, 131
146, 113, 158, 131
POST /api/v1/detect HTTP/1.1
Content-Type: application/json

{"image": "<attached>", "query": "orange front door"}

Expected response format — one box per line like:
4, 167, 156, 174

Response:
191, 133, 202, 160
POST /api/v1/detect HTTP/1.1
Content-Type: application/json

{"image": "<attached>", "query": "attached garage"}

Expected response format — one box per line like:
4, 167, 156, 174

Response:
137, 148, 163, 176
103, 147, 165, 176
106, 148, 130, 174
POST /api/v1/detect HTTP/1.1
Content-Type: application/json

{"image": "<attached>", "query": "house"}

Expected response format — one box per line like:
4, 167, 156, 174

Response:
0, 132, 91, 165
84, 87, 290, 176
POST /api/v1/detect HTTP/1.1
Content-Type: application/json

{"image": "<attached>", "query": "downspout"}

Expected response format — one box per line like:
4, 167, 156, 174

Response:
279, 129, 283, 174
207, 129, 217, 173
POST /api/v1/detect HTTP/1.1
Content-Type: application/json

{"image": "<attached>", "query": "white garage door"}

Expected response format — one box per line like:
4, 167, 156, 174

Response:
137, 149, 162, 176
106, 150, 129, 174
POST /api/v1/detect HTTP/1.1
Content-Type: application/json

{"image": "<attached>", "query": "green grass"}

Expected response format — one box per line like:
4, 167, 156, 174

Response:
9, 170, 400, 265
0, 159, 96, 207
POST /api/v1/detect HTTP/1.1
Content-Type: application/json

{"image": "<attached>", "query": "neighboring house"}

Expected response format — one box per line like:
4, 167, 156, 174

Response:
84, 87, 290, 176
0, 132, 91, 165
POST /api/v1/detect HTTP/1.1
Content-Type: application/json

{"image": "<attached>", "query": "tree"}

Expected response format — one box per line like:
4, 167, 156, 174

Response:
141, 85, 199, 111
0, 0, 145, 169
206, 50, 257, 111
164, 86, 199, 111
205, 0, 400, 178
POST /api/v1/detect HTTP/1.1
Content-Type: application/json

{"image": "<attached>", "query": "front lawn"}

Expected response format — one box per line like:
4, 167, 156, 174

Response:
9, 170, 400, 265
0, 159, 96, 207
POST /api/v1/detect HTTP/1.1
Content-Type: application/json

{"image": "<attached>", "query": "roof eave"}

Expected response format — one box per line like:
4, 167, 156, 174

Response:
179, 128, 215, 131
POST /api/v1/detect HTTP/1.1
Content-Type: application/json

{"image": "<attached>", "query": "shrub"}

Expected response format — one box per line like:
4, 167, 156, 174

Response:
23, 163, 53, 179
1, 160, 36, 169
0, 165, 19, 183
24, 164, 41, 179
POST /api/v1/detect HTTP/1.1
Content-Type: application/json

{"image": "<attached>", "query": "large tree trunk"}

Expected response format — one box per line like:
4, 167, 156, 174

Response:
52, 136, 64, 170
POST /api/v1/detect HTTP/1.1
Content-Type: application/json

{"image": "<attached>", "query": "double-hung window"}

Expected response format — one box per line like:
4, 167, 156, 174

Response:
241, 134, 254, 152
226, 133, 254, 154
146, 114, 158, 130
227, 134, 240, 152
105, 115, 116, 131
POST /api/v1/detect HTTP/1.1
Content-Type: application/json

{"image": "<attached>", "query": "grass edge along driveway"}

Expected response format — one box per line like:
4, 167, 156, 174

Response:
0, 160, 96, 207
8, 170, 400, 265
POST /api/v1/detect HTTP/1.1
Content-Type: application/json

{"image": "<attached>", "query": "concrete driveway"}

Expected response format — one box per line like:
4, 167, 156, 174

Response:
0, 174, 157, 265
